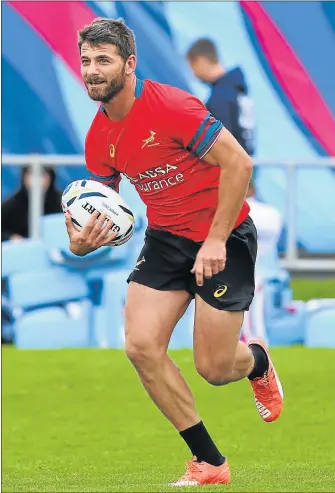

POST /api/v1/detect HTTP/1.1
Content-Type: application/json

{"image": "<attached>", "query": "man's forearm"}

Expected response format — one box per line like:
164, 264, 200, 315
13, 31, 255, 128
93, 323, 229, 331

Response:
208, 153, 253, 241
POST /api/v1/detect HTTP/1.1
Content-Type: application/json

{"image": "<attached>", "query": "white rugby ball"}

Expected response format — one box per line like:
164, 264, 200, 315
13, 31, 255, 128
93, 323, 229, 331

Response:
61, 179, 134, 246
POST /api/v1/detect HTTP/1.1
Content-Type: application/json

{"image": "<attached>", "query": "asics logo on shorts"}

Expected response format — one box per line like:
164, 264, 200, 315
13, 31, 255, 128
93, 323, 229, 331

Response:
213, 285, 228, 298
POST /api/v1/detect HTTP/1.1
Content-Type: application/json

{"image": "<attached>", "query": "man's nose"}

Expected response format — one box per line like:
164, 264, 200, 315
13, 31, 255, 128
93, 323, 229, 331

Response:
86, 62, 100, 76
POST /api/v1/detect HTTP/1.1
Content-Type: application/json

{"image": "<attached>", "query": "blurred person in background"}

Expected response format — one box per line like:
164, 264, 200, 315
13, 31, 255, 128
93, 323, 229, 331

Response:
242, 178, 283, 342
186, 38, 255, 156
1, 294, 14, 344
246, 177, 283, 273
2, 166, 62, 241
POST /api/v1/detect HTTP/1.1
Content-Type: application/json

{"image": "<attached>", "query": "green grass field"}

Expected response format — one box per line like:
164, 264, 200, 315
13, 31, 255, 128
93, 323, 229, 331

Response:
3, 346, 335, 492
291, 278, 335, 302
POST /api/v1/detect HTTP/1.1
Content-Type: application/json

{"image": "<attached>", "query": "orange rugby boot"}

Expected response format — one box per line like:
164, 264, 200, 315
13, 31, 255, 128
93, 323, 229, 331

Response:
248, 339, 284, 422
170, 457, 231, 487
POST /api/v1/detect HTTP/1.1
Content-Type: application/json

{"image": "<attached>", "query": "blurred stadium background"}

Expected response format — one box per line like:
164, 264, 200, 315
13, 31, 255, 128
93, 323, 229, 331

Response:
2, 2, 335, 492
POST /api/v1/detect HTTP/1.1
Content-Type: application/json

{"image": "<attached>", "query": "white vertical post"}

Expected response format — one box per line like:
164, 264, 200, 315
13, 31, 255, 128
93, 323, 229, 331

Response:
286, 162, 298, 266
28, 156, 43, 239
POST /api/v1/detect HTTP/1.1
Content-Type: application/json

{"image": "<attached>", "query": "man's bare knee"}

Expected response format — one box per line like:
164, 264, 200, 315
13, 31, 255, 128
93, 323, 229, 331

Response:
125, 336, 164, 368
195, 358, 234, 386
193, 297, 246, 385
124, 283, 191, 370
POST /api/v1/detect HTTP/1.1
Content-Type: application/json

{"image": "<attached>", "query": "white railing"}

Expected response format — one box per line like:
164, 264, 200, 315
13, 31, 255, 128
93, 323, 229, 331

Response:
3, 154, 335, 272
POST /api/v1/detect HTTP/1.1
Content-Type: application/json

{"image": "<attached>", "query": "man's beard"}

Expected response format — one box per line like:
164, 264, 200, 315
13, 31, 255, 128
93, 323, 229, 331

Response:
86, 69, 126, 103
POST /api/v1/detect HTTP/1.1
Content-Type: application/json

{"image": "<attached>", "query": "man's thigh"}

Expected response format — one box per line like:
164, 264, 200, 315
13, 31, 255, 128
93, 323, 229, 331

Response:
192, 216, 257, 366
125, 227, 194, 351
193, 295, 244, 370
125, 282, 192, 353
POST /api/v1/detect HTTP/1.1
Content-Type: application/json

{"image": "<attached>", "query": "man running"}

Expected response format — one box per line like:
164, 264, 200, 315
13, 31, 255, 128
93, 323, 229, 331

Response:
65, 17, 283, 487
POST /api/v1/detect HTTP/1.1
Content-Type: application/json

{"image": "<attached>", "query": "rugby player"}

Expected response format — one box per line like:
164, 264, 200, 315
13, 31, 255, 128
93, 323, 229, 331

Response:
65, 18, 284, 487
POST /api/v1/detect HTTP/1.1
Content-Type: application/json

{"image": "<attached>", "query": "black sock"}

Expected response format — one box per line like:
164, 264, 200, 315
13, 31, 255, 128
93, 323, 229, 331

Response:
248, 343, 269, 380
179, 421, 225, 466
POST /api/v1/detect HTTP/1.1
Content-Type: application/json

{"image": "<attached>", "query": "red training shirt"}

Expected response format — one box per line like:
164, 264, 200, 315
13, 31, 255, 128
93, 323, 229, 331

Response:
85, 78, 249, 242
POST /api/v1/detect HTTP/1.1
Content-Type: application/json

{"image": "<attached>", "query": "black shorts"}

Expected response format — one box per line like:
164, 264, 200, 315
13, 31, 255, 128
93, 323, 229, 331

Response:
127, 216, 257, 311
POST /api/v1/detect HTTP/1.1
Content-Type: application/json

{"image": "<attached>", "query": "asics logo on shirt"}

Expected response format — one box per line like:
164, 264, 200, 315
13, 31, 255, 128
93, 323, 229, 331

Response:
109, 144, 115, 158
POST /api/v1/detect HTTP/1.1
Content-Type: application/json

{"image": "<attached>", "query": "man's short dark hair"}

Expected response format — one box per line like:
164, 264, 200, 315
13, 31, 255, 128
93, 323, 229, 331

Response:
78, 17, 136, 62
186, 38, 218, 63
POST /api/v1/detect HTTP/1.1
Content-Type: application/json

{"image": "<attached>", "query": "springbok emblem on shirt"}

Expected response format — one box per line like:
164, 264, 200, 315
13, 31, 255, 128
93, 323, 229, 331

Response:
142, 130, 157, 148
